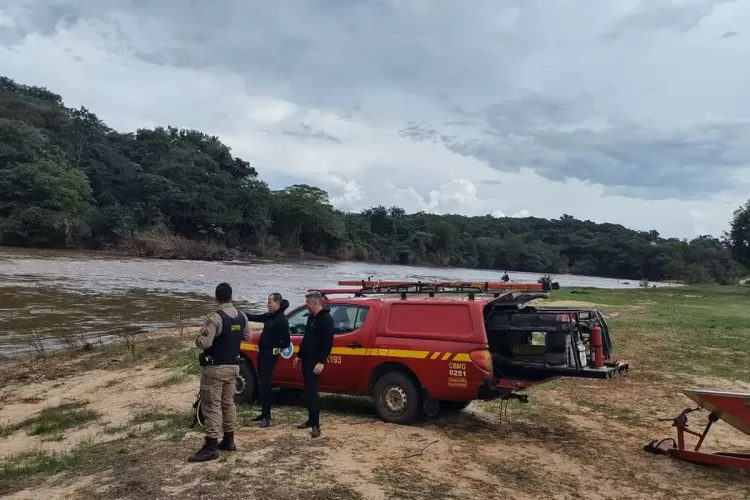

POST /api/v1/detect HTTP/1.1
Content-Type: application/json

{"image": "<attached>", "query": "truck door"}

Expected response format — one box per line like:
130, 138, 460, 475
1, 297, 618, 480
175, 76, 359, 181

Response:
272, 304, 373, 392
318, 303, 372, 392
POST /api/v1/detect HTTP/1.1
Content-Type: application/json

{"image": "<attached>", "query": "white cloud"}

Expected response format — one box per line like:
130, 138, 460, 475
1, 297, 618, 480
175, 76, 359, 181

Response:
0, 2, 749, 240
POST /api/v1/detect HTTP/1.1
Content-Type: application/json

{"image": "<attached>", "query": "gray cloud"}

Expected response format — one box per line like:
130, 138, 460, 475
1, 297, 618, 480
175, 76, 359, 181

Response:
606, 0, 737, 37
282, 123, 340, 143
2, 0, 749, 202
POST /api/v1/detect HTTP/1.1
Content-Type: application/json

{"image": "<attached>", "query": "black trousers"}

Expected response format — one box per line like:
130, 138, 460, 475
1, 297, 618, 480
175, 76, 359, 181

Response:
302, 360, 320, 427
257, 350, 278, 419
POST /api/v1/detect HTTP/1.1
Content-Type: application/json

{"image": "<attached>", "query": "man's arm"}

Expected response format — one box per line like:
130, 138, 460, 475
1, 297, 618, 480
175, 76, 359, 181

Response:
195, 313, 221, 349
277, 316, 291, 349
316, 315, 335, 365
244, 311, 269, 323
241, 312, 252, 341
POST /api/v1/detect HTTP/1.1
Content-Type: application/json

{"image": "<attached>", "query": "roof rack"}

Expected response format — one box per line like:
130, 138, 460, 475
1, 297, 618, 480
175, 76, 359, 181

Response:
310, 279, 557, 301
337, 279, 559, 292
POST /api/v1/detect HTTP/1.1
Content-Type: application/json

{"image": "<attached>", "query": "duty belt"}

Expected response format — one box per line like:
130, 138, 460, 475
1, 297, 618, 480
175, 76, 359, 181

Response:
199, 354, 241, 367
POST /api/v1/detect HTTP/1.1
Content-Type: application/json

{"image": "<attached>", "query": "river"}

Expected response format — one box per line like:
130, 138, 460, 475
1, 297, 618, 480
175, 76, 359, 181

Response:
0, 246, 654, 356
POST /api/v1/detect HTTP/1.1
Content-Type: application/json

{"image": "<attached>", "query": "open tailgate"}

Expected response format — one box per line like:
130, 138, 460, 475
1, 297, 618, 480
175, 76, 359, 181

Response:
484, 294, 629, 381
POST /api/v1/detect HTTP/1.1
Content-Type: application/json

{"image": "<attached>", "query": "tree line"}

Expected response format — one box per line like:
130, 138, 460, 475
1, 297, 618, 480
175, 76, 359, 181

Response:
1, 76, 749, 284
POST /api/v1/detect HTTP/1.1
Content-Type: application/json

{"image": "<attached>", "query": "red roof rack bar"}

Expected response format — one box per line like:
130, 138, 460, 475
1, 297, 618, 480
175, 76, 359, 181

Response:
309, 278, 559, 300
336, 279, 558, 292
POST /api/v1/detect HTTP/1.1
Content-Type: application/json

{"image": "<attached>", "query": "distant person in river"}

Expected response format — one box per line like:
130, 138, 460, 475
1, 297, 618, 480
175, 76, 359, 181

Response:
293, 290, 334, 438
191, 282, 251, 462
501, 272, 510, 282
244, 293, 291, 428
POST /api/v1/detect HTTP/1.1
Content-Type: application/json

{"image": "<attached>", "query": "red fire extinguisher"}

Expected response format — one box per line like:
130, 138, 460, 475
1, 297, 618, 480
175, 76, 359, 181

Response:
590, 326, 604, 368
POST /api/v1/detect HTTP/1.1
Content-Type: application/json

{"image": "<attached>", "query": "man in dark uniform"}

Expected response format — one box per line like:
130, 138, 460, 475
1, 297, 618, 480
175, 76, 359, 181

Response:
189, 282, 251, 463
293, 290, 334, 438
244, 292, 291, 428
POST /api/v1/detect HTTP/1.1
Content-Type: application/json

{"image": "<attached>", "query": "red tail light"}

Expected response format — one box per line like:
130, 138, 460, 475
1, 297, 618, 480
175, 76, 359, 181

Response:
470, 349, 493, 374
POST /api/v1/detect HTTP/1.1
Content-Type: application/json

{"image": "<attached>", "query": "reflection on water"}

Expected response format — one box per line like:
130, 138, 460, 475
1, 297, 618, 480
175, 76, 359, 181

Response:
0, 246, 651, 355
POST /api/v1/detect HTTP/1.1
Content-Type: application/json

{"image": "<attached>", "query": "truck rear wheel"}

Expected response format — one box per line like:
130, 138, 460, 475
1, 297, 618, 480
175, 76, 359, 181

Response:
372, 371, 423, 425
235, 358, 257, 405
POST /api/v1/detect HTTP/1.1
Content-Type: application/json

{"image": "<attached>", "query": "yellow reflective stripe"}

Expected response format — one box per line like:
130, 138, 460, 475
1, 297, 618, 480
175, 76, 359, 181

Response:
241, 342, 258, 351
241, 343, 467, 362
330, 346, 367, 355
240, 343, 299, 353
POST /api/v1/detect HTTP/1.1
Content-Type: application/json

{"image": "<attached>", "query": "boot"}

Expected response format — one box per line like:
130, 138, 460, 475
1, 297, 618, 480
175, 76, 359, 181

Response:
297, 420, 311, 429
311, 425, 321, 438
251, 414, 264, 422
260, 418, 270, 428
218, 432, 236, 452
188, 437, 219, 462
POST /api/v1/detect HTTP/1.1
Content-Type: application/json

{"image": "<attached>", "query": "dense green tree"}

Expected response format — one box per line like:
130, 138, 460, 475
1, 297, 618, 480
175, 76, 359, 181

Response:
0, 75, 747, 284
0, 159, 93, 245
729, 200, 750, 269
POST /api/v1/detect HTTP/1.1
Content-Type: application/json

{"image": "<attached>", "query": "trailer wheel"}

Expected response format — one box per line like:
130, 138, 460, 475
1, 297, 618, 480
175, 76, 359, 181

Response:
372, 371, 423, 425
440, 401, 471, 413
235, 359, 257, 405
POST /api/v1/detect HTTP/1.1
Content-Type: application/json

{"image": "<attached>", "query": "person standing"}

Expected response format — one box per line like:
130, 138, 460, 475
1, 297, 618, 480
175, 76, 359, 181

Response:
244, 292, 291, 428
293, 291, 334, 438
190, 282, 251, 463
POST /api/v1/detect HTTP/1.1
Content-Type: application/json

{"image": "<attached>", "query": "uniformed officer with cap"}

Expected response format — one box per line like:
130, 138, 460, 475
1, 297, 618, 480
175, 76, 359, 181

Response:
189, 282, 251, 463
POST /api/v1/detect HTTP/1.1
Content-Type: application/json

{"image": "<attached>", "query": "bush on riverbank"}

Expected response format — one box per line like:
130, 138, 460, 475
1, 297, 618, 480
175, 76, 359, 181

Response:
116, 226, 236, 261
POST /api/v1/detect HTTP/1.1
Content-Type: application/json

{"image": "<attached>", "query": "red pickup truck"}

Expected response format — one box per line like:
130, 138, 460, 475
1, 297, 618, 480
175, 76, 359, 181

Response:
235, 281, 629, 425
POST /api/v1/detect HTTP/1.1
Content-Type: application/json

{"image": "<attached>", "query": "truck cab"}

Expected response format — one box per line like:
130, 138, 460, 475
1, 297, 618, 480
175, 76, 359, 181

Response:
237, 280, 629, 425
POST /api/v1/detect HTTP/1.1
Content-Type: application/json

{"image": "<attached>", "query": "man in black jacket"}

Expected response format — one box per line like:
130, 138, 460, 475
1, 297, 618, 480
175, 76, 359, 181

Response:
245, 292, 291, 428
293, 290, 334, 438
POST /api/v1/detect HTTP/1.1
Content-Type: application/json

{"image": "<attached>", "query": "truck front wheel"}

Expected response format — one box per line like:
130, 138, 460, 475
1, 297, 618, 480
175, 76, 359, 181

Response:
372, 371, 423, 425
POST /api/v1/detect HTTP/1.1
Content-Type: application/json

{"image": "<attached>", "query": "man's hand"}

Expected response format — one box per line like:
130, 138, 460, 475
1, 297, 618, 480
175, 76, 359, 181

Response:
293, 357, 300, 369
313, 363, 324, 375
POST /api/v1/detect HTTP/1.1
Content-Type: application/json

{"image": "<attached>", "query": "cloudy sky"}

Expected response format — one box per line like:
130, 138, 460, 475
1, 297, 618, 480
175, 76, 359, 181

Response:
1, 0, 749, 239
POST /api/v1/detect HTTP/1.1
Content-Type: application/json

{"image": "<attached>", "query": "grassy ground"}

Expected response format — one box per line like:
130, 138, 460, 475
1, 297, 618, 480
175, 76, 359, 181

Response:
0, 285, 749, 499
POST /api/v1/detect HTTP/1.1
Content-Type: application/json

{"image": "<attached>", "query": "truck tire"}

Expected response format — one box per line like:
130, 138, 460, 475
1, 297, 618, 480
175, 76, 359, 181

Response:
440, 400, 471, 413
235, 359, 257, 405
372, 371, 423, 425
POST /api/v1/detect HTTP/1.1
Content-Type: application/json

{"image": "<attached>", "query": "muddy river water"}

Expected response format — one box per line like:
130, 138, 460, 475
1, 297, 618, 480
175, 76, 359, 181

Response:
0, 247, 650, 355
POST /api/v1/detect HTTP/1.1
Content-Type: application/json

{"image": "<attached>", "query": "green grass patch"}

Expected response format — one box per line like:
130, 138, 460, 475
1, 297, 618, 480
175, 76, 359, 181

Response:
131, 410, 194, 442
147, 371, 191, 388
0, 450, 84, 494
574, 399, 642, 426
154, 346, 201, 381
2, 402, 101, 437
374, 465, 454, 500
